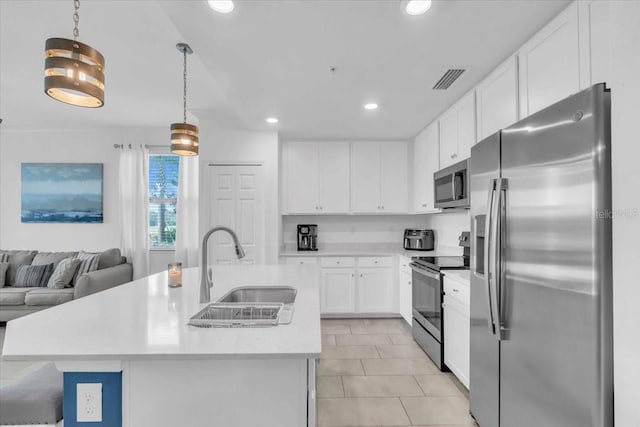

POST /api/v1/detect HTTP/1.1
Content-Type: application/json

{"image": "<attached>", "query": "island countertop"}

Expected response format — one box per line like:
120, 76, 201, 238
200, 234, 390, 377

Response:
2, 265, 322, 361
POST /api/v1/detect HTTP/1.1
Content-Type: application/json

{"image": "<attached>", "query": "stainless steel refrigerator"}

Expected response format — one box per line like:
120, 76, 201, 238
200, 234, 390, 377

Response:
469, 83, 613, 427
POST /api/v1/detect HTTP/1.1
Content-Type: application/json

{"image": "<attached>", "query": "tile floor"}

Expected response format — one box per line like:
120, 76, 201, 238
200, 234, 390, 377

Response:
1, 319, 477, 426
318, 318, 477, 427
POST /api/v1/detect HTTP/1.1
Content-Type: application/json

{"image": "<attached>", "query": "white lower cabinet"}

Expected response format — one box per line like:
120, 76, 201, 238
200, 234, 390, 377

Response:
398, 256, 413, 325
443, 276, 470, 389
320, 268, 356, 313
320, 256, 394, 315
358, 268, 394, 313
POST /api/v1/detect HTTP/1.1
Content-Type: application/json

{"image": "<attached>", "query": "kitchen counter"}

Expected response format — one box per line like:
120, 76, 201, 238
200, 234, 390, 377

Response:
2, 265, 321, 427
2, 265, 322, 361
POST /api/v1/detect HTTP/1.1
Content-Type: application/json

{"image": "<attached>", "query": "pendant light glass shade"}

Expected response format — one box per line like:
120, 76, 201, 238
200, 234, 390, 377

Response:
44, 2, 105, 108
171, 43, 199, 156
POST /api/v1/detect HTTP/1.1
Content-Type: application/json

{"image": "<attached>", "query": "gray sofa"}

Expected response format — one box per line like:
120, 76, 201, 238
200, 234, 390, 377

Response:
0, 248, 133, 322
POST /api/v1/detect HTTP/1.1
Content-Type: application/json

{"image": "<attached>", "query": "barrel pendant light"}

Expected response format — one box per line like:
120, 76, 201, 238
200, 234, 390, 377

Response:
44, 0, 105, 108
170, 43, 199, 156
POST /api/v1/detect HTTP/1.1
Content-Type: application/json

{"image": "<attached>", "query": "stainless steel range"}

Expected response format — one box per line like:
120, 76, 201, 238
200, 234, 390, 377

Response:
410, 233, 469, 370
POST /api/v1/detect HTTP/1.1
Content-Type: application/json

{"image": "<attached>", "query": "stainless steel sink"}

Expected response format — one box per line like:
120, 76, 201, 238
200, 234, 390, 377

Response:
217, 286, 297, 305
188, 286, 297, 328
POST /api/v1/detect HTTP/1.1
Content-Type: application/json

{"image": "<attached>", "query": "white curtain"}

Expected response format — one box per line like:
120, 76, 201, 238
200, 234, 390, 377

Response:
175, 156, 200, 267
118, 145, 149, 279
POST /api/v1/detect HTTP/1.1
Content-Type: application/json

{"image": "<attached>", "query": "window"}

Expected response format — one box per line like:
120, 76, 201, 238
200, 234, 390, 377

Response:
148, 153, 179, 249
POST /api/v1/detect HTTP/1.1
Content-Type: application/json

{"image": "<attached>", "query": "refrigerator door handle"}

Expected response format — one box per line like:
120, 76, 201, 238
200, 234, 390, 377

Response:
484, 179, 496, 335
491, 178, 508, 341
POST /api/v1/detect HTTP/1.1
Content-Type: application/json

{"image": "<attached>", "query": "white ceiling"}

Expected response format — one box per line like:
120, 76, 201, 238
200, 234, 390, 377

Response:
0, 0, 570, 140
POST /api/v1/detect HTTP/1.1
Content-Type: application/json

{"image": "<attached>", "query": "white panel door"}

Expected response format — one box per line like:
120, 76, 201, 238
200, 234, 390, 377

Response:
518, 2, 580, 117
208, 165, 264, 266
358, 268, 393, 313
286, 142, 320, 213
320, 269, 356, 313
439, 109, 459, 169
351, 142, 381, 213
413, 121, 439, 213
318, 142, 350, 213
380, 142, 408, 213
476, 56, 519, 141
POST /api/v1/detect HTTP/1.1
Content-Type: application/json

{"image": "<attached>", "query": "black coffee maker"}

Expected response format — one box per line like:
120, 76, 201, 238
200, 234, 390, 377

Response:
297, 224, 318, 251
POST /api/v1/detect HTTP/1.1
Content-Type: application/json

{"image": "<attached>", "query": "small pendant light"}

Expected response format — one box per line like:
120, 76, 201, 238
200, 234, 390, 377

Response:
171, 43, 199, 156
44, 0, 105, 108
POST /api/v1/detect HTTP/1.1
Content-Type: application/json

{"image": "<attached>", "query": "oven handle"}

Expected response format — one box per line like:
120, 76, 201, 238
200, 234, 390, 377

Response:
409, 263, 441, 280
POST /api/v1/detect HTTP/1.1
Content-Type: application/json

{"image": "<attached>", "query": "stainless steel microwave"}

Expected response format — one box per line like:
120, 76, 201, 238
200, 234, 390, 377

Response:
433, 159, 469, 209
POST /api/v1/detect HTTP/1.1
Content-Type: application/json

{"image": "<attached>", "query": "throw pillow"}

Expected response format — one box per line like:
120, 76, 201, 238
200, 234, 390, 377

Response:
72, 252, 101, 285
0, 253, 9, 262
0, 262, 9, 287
47, 258, 82, 289
14, 263, 55, 288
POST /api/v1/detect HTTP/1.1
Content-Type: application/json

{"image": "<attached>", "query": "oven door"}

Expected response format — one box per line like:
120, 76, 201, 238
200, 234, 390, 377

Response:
410, 262, 443, 340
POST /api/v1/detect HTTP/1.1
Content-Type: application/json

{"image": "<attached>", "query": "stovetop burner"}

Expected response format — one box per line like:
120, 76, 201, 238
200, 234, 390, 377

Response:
411, 255, 469, 271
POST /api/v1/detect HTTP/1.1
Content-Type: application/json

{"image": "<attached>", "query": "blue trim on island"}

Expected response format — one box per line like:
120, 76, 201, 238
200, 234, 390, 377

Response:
63, 372, 122, 427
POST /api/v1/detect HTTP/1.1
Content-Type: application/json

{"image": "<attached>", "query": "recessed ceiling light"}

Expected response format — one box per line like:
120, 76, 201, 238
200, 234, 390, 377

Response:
404, 0, 432, 16
208, 0, 234, 14
364, 103, 379, 110
265, 117, 279, 124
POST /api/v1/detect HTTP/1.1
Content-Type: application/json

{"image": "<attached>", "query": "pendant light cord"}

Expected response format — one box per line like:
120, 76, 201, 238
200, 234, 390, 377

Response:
73, 0, 80, 41
183, 48, 188, 123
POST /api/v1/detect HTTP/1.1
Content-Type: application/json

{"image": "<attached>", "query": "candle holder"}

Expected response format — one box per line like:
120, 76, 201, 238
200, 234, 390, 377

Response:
168, 262, 182, 287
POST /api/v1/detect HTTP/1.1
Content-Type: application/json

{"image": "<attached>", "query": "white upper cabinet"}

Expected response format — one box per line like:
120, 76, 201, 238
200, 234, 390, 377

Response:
579, 0, 611, 86
318, 142, 351, 213
475, 55, 519, 141
439, 91, 476, 169
286, 142, 349, 214
413, 121, 439, 213
351, 142, 382, 213
351, 141, 408, 214
380, 142, 409, 213
518, 2, 581, 118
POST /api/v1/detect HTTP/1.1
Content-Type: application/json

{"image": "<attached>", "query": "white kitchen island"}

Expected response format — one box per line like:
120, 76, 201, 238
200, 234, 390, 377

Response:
2, 265, 322, 427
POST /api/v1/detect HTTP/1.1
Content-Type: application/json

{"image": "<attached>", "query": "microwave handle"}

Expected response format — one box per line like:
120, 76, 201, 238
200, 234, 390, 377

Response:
451, 175, 457, 201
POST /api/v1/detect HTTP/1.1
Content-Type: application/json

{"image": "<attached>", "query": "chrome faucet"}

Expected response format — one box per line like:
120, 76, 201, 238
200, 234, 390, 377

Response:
200, 226, 246, 303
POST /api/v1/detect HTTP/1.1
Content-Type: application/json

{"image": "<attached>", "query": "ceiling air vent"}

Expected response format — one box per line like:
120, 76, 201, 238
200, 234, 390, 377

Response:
432, 69, 466, 90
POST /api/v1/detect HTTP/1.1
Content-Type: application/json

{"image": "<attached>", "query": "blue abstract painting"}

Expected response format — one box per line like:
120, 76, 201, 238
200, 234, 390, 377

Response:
21, 163, 103, 223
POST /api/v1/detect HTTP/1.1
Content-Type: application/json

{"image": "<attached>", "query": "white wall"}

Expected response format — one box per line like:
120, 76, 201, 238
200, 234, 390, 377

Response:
0, 128, 164, 252
610, 2, 640, 425
197, 125, 279, 264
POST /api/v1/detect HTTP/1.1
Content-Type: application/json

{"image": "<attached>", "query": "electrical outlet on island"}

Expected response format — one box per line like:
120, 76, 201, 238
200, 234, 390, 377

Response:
77, 383, 103, 422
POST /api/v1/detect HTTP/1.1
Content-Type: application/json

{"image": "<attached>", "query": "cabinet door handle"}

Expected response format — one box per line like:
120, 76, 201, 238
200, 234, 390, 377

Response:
320, 206, 323, 210
422, 203, 427, 207
351, 273, 355, 278
381, 206, 384, 210
374, 261, 378, 264
360, 274, 363, 278
408, 281, 411, 285
336, 261, 340, 264
453, 288, 459, 292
